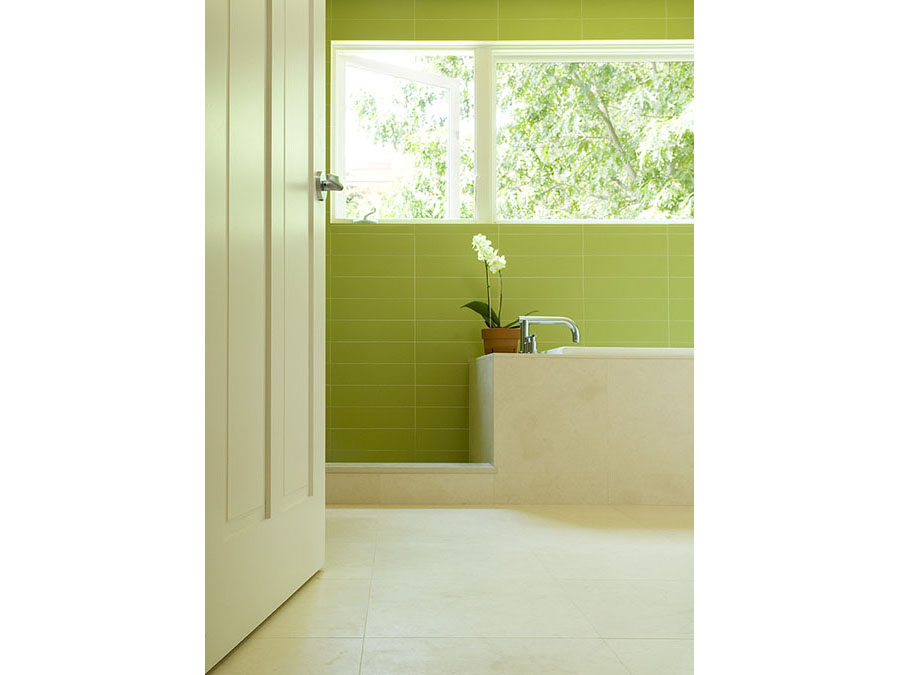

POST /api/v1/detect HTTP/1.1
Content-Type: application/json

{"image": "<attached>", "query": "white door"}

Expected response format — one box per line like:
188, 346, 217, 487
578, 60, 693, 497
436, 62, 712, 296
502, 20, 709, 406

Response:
205, 0, 326, 669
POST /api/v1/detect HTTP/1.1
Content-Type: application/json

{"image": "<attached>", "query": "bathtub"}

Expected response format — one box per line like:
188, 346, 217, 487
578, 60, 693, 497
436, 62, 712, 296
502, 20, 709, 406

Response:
469, 347, 693, 504
544, 346, 694, 358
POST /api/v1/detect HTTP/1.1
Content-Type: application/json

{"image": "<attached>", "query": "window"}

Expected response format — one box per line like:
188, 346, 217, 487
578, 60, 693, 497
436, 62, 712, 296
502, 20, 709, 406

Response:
332, 42, 693, 223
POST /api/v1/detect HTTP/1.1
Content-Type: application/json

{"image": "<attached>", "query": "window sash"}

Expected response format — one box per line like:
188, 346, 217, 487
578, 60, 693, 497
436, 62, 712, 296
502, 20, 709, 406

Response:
331, 40, 694, 224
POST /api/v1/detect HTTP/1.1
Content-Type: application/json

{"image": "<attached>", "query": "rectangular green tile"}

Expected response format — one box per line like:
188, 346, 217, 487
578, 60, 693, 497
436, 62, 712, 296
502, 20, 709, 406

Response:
499, 19, 582, 40
331, 363, 415, 385
416, 341, 483, 364
668, 224, 693, 235
584, 232, 668, 255
417, 276, 488, 299
414, 450, 469, 463
331, 232, 414, 255
502, 298, 581, 318
331, 0, 413, 20
416, 255, 483, 278
330, 320, 415, 341
584, 223, 669, 234
670, 321, 693, 343
331, 341, 414, 364
415, 0, 498, 20
499, 229, 582, 255
667, 0, 694, 17
416, 320, 482, 342
585, 255, 668, 277
331, 255, 414, 277
330, 277, 414, 299
667, 19, 693, 38
668, 234, 693, 255
669, 277, 694, 298
582, 0, 666, 19
584, 321, 669, 343
327, 449, 416, 462
582, 18, 666, 38
584, 277, 668, 298
416, 363, 469, 385
416, 428, 469, 452
584, 298, 668, 321
330, 19, 415, 40
331, 428, 416, 451
417, 297, 480, 321
499, 0, 581, 19
416, 385, 469, 407
668, 256, 694, 277
330, 406, 415, 429
330, 385, 415, 406
416, 407, 469, 429
501, 255, 583, 278
416, 20, 499, 40
501, 277, 583, 298
330, 223, 415, 235
669, 298, 693, 321
331, 298, 414, 320
416, 227, 499, 255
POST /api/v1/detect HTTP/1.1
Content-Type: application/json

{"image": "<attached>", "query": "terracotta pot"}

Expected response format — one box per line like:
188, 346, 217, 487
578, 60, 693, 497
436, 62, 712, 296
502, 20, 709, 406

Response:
481, 327, 519, 354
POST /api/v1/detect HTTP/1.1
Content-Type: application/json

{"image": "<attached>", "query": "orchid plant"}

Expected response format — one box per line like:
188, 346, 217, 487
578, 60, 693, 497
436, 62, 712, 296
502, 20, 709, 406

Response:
462, 234, 535, 328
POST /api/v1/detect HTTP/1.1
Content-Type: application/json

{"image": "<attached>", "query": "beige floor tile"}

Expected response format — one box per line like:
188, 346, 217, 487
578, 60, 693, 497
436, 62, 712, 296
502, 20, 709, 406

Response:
535, 531, 693, 580
372, 539, 547, 582
252, 577, 371, 638
374, 506, 520, 544
319, 539, 376, 579
606, 639, 694, 675
325, 508, 378, 543
361, 637, 630, 675
226, 507, 694, 672
564, 580, 693, 638
365, 578, 597, 638
210, 638, 362, 675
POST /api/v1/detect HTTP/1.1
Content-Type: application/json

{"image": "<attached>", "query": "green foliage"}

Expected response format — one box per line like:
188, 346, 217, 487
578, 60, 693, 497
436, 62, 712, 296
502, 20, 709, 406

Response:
496, 61, 693, 219
460, 302, 537, 328
460, 300, 500, 328
349, 57, 693, 220
348, 55, 475, 220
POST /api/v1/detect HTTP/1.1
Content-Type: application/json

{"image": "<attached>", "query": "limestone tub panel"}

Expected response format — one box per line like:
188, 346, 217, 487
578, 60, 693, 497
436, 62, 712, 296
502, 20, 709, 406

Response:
470, 348, 693, 505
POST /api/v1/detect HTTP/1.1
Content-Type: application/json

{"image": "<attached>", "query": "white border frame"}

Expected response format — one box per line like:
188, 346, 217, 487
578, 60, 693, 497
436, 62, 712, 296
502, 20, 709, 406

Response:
330, 40, 694, 225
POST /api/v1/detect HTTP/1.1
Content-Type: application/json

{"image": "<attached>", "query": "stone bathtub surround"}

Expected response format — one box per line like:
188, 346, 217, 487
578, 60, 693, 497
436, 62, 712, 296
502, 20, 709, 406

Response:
472, 349, 693, 505
325, 348, 692, 505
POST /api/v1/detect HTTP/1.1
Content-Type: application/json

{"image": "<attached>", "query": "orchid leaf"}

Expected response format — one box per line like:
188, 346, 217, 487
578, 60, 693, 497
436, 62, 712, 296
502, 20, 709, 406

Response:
460, 301, 500, 328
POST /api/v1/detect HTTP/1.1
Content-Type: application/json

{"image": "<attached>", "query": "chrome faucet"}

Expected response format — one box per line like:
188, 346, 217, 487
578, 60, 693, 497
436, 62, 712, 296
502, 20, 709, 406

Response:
518, 316, 580, 353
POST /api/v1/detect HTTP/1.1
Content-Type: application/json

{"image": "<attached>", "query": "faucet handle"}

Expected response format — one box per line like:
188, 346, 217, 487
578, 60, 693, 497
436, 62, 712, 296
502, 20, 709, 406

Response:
521, 333, 537, 354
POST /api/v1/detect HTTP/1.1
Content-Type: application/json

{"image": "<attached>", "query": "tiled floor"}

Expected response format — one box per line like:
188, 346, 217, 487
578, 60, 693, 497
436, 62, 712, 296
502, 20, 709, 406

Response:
212, 505, 693, 674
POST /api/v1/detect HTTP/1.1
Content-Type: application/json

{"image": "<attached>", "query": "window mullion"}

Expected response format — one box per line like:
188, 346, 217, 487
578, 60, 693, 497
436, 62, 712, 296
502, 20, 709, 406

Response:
474, 46, 494, 224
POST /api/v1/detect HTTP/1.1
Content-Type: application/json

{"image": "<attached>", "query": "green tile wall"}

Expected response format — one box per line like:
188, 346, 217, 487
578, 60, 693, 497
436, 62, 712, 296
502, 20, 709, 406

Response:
325, 0, 694, 463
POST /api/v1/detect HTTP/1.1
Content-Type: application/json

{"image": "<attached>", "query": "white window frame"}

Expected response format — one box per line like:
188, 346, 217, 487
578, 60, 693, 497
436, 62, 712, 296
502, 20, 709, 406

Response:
331, 40, 694, 225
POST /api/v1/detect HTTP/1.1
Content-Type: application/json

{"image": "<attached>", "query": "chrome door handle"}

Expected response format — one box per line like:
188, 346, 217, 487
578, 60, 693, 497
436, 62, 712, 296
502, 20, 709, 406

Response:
315, 171, 343, 201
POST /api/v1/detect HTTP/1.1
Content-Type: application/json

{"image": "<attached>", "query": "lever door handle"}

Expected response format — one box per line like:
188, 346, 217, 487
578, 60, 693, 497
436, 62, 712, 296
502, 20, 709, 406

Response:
315, 171, 344, 201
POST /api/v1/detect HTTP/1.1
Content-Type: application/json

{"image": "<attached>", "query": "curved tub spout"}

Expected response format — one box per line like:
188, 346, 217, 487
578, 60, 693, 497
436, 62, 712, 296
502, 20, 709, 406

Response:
518, 315, 580, 353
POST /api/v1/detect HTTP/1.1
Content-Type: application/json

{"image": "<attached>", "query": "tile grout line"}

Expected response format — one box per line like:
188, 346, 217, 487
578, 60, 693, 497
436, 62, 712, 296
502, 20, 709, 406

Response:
666, 225, 671, 347
665, 0, 669, 38
603, 637, 637, 675
356, 512, 380, 673
412, 226, 418, 461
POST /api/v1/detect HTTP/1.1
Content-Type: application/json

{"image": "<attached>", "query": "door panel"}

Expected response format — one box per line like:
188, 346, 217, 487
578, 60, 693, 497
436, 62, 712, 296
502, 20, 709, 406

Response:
206, 0, 325, 669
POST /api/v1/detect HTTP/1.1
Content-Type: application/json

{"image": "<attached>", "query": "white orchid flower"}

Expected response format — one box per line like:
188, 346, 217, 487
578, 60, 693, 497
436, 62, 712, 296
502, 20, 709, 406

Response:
487, 254, 506, 274
472, 234, 495, 262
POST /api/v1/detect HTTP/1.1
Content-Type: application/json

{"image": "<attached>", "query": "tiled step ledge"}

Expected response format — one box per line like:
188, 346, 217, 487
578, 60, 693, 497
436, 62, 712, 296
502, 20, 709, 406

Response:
326, 462, 496, 474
